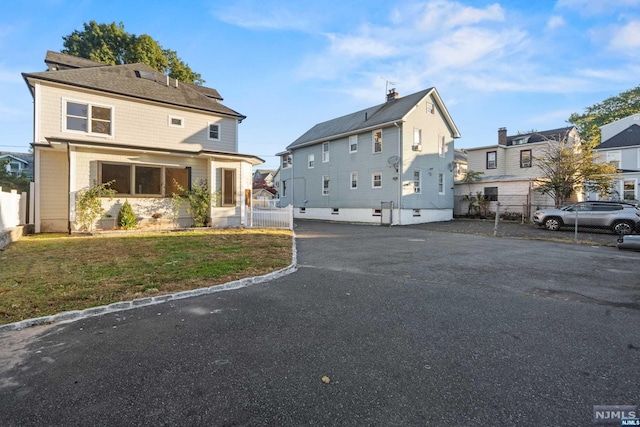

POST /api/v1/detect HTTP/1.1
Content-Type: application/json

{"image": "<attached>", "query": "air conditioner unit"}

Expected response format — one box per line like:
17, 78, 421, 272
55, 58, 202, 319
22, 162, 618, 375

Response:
412, 143, 422, 151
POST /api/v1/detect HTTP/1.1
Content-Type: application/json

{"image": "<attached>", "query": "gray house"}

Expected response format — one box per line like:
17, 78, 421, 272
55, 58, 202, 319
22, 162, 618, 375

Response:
277, 88, 460, 225
588, 113, 640, 202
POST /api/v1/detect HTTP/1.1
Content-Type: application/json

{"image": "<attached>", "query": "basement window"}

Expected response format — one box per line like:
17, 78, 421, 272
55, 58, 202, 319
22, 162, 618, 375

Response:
372, 209, 382, 217
331, 208, 339, 215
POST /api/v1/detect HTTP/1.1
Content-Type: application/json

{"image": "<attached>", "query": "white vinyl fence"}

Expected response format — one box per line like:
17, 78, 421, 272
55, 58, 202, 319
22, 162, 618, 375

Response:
0, 187, 26, 230
247, 204, 293, 230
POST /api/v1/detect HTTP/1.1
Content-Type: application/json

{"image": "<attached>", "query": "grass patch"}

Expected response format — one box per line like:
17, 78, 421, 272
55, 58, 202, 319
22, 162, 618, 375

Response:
0, 229, 292, 325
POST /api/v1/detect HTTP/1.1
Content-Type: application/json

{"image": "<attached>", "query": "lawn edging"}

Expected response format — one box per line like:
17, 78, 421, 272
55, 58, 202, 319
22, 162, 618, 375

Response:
0, 231, 298, 333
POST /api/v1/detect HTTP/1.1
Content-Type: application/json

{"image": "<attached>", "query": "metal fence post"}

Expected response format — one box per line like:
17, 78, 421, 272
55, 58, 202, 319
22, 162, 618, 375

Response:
574, 208, 578, 243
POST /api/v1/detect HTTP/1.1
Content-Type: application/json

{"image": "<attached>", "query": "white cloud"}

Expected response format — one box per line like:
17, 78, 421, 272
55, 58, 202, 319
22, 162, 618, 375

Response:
555, 0, 640, 15
546, 15, 565, 31
609, 20, 640, 51
212, 2, 318, 32
413, 1, 505, 31
327, 32, 396, 58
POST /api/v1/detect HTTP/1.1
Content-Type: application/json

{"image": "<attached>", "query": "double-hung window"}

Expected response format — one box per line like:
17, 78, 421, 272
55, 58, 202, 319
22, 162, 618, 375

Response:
520, 149, 532, 168
372, 173, 382, 188
64, 100, 113, 136
350, 172, 358, 189
484, 186, 498, 201
322, 176, 330, 195
413, 169, 421, 193
413, 128, 422, 150
438, 136, 446, 157
438, 173, 445, 195
373, 129, 382, 153
349, 135, 358, 153
323, 142, 330, 162
282, 154, 292, 169
623, 179, 637, 201
606, 151, 621, 169
208, 123, 220, 140
486, 151, 497, 169
308, 154, 315, 169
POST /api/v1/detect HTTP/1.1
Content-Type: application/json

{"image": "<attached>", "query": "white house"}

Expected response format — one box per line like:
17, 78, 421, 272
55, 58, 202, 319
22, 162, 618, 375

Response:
23, 51, 263, 233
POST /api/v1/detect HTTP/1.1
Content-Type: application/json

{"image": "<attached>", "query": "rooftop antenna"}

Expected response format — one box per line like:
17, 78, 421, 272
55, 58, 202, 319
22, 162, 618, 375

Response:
380, 76, 397, 100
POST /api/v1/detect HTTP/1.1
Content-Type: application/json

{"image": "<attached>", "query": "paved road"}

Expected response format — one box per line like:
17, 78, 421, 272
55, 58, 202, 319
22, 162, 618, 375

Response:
1, 221, 639, 426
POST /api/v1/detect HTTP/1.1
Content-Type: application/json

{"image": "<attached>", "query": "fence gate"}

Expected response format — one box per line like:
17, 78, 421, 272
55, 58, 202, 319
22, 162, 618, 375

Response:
381, 201, 393, 226
247, 205, 293, 230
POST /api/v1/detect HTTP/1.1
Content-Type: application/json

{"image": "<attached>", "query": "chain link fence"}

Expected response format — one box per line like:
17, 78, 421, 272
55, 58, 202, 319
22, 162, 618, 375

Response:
453, 194, 640, 242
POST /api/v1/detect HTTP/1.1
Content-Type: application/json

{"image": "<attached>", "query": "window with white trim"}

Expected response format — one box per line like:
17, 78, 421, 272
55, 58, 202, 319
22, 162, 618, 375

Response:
308, 154, 315, 169
350, 172, 358, 189
426, 102, 434, 114
323, 142, 330, 162
438, 173, 445, 195
64, 100, 113, 136
100, 163, 190, 196
372, 172, 382, 188
282, 154, 292, 169
413, 169, 421, 193
169, 115, 184, 128
208, 123, 220, 140
373, 129, 382, 153
606, 151, 621, 169
282, 180, 287, 197
439, 136, 446, 157
413, 128, 422, 150
349, 135, 358, 153
322, 175, 329, 195
623, 179, 637, 201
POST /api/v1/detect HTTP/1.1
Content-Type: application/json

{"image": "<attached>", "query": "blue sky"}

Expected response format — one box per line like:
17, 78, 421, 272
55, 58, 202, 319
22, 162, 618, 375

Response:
1, 0, 639, 169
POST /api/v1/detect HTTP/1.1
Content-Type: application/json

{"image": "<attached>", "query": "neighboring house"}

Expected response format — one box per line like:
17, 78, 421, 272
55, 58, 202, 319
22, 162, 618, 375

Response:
23, 51, 263, 233
455, 126, 581, 217
253, 169, 276, 187
277, 88, 461, 225
0, 153, 33, 179
588, 113, 640, 202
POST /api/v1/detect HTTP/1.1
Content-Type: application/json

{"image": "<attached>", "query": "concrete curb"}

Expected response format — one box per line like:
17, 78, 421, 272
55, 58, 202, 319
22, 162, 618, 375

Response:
0, 232, 298, 333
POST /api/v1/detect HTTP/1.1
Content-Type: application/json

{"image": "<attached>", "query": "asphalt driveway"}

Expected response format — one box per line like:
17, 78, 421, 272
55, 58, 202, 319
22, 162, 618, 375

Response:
0, 220, 638, 426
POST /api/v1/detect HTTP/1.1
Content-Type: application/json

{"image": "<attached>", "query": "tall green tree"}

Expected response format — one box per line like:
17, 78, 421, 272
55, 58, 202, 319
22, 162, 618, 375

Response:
62, 21, 204, 85
568, 85, 640, 147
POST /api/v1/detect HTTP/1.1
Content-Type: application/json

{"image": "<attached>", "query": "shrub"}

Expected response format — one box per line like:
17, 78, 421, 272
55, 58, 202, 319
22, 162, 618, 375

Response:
117, 200, 138, 230
75, 181, 116, 231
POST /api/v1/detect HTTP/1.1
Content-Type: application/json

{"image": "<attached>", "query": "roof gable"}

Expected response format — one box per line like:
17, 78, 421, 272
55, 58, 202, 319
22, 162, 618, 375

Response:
597, 124, 640, 149
287, 88, 460, 149
23, 57, 238, 119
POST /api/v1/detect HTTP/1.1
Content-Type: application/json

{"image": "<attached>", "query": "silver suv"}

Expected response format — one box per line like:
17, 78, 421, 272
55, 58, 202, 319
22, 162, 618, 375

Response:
533, 201, 640, 234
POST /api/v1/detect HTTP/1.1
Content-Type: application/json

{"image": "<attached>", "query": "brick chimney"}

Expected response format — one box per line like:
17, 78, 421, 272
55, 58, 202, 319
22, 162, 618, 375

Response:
498, 127, 507, 145
386, 88, 399, 102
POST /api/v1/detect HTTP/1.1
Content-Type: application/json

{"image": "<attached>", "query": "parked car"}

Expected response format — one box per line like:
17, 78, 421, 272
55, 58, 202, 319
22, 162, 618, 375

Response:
533, 201, 640, 234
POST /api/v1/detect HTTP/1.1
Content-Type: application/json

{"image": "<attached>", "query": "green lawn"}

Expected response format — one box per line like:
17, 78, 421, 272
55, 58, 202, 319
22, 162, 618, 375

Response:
0, 229, 292, 325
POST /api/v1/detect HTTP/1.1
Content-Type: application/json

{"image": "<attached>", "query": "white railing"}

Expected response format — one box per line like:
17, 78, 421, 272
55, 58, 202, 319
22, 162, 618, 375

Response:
247, 204, 293, 230
0, 187, 26, 230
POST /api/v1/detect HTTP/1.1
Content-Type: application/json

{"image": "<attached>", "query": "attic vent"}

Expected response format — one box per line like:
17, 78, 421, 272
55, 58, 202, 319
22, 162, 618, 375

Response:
135, 70, 156, 81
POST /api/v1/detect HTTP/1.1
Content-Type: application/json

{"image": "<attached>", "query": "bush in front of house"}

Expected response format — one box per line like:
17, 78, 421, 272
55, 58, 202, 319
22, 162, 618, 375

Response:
117, 200, 138, 230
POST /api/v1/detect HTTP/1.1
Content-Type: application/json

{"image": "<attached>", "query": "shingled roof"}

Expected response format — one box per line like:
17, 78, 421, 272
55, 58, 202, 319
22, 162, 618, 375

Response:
507, 126, 574, 145
597, 124, 640, 149
23, 54, 237, 119
287, 88, 459, 150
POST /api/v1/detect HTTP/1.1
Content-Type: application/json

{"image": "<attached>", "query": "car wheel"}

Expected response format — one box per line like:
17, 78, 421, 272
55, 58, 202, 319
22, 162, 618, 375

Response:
612, 220, 634, 235
544, 217, 562, 231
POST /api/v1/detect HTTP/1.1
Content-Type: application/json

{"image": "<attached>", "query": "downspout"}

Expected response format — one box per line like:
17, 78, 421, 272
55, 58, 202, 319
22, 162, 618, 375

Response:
67, 142, 71, 234
394, 122, 402, 225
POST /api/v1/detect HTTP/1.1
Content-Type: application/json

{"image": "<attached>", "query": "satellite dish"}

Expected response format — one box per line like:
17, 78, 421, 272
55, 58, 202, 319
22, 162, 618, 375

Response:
387, 155, 400, 172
